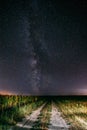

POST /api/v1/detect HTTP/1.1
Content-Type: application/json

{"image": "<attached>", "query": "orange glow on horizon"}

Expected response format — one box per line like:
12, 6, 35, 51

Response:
0, 90, 15, 95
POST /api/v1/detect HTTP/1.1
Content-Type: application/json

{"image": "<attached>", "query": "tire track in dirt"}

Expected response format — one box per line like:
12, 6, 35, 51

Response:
11, 103, 46, 130
48, 102, 70, 130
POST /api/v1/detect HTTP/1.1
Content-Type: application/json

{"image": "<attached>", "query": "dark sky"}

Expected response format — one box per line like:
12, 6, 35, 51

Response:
0, 0, 87, 95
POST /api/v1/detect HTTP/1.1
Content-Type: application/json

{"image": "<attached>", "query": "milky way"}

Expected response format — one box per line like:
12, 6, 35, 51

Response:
0, 0, 87, 95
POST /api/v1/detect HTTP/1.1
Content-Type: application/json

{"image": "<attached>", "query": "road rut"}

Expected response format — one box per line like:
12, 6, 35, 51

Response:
48, 102, 69, 130
11, 103, 45, 130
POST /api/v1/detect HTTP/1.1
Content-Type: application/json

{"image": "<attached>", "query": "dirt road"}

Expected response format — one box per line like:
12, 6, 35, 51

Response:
10, 102, 70, 130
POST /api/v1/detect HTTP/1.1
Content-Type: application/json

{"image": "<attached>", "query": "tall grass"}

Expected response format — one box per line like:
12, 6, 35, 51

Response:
0, 95, 45, 129
55, 96, 87, 130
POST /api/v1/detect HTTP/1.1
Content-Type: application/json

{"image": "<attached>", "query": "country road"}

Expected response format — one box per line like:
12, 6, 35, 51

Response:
10, 102, 70, 130
1, 96, 87, 130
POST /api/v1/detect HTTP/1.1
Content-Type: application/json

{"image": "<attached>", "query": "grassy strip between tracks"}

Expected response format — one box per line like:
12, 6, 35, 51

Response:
55, 98, 87, 130
31, 101, 51, 130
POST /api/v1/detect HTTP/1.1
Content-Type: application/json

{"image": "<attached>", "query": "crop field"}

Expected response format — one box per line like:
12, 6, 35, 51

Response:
0, 96, 87, 130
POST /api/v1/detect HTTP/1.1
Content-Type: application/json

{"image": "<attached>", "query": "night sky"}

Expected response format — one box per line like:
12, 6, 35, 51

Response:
0, 0, 87, 95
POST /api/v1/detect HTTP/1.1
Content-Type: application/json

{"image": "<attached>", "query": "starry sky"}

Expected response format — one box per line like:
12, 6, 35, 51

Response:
0, 0, 87, 95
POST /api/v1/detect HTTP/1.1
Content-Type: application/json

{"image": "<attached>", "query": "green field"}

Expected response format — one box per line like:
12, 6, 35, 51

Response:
0, 96, 87, 130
